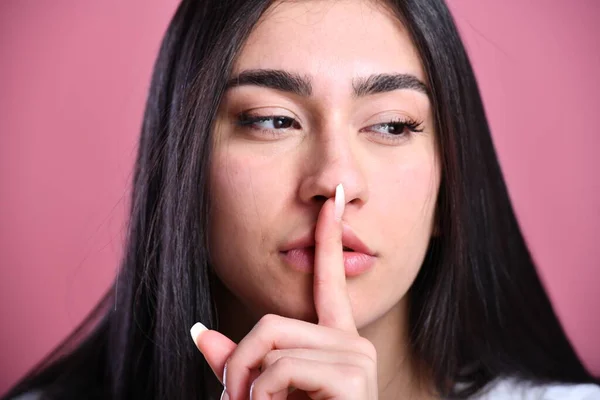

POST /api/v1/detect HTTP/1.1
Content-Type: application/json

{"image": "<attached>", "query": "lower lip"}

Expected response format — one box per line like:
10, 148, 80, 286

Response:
280, 247, 375, 277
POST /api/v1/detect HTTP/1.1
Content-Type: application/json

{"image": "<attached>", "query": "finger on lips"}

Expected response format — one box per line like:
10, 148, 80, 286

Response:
190, 183, 368, 400
313, 183, 357, 332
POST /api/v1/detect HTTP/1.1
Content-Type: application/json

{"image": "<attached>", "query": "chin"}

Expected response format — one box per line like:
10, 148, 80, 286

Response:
263, 289, 319, 323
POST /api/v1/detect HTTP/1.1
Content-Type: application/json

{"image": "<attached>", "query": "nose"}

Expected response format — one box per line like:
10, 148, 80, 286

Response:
298, 128, 369, 208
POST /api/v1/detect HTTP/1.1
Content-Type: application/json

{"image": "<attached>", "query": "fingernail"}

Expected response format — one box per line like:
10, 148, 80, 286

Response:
190, 322, 207, 342
334, 183, 345, 222
220, 389, 230, 400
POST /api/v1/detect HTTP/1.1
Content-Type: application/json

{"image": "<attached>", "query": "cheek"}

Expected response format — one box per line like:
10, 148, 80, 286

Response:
373, 152, 440, 257
208, 146, 315, 319
208, 146, 287, 271
210, 150, 266, 243
381, 157, 438, 214
208, 149, 266, 301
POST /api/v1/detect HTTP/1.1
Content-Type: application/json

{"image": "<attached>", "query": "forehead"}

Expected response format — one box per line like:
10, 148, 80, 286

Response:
232, 0, 426, 86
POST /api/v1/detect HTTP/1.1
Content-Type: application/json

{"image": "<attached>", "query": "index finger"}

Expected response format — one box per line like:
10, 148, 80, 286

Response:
313, 183, 357, 332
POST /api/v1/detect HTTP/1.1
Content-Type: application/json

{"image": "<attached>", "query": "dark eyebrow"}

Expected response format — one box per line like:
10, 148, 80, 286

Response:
353, 73, 429, 97
226, 69, 429, 98
226, 69, 312, 97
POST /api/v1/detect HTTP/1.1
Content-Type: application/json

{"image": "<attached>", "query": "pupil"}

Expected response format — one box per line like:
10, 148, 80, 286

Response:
274, 117, 289, 128
389, 123, 403, 134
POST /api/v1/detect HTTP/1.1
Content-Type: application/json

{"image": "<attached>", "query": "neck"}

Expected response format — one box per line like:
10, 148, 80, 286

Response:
214, 279, 439, 399
357, 297, 439, 400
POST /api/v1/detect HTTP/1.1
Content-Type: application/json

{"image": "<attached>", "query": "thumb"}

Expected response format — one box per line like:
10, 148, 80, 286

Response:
190, 322, 237, 384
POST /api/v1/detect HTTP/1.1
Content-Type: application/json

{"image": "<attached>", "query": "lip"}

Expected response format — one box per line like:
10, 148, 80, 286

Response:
280, 224, 376, 256
279, 224, 376, 276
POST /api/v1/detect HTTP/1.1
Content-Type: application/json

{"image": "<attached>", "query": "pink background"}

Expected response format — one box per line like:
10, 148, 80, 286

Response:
1, 0, 599, 394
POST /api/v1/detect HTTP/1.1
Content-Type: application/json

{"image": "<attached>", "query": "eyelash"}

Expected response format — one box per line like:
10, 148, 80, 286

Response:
235, 113, 424, 142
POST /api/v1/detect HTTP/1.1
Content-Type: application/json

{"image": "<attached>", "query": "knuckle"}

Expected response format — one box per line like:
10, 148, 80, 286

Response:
312, 275, 328, 290
262, 349, 282, 369
273, 355, 295, 371
257, 313, 279, 329
356, 337, 377, 362
354, 352, 375, 372
341, 365, 367, 393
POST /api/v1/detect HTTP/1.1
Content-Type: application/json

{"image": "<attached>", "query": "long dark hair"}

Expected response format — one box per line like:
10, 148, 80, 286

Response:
4, 0, 598, 399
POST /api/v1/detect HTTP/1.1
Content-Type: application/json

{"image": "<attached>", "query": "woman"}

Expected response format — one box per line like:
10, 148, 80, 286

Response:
3, 0, 599, 399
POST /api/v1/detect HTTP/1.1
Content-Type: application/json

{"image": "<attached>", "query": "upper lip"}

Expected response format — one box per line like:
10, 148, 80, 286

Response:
280, 224, 376, 256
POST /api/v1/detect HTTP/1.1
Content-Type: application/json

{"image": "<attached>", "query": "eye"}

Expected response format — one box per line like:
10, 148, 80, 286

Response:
365, 119, 423, 136
360, 117, 424, 144
236, 114, 301, 131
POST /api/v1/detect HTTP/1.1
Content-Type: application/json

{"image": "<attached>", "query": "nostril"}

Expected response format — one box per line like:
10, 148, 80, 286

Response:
313, 194, 328, 204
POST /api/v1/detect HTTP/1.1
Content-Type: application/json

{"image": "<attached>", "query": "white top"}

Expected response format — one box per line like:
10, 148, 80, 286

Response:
469, 378, 600, 399
11, 379, 600, 399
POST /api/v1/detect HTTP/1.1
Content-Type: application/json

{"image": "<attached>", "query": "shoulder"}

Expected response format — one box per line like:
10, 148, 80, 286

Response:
470, 377, 600, 399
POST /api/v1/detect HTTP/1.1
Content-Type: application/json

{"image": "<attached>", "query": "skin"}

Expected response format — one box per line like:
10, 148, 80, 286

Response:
197, 0, 442, 399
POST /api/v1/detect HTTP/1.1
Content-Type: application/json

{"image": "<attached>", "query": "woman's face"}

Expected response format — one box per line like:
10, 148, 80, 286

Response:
209, 0, 440, 329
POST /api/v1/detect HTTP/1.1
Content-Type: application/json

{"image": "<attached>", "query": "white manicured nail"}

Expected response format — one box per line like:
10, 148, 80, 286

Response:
334, 183, 345, 222
190, 322, 208, 342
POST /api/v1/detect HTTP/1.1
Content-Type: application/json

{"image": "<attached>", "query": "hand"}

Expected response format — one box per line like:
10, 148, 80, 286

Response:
191, 184, 378, 400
